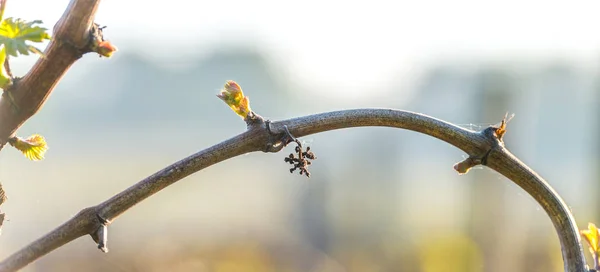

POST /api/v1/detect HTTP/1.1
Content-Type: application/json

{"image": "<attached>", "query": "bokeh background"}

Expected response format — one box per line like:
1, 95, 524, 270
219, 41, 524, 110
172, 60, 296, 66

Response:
0, 0, 599, 271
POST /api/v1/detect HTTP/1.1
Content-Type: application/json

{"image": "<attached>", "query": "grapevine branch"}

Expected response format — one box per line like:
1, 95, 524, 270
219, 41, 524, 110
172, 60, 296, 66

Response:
0, 109, 588, 272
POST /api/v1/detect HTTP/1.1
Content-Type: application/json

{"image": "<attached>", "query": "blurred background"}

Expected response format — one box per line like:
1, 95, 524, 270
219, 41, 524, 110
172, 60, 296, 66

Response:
0, 0, 599, 271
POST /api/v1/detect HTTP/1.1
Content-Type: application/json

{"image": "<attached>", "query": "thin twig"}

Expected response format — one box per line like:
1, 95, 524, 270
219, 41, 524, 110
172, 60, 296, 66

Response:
0, 109, 587, 271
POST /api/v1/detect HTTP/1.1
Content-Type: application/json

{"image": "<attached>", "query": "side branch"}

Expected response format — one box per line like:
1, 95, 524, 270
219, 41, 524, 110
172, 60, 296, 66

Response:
0, 0, 101, 149
0, 109, 587, 272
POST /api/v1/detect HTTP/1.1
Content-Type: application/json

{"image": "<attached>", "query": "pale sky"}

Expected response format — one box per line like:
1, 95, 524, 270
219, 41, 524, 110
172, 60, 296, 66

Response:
7, 0, 600, 97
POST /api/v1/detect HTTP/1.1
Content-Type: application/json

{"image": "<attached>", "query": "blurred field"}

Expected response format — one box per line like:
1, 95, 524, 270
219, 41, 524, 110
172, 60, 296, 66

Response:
1, 1, 600, 271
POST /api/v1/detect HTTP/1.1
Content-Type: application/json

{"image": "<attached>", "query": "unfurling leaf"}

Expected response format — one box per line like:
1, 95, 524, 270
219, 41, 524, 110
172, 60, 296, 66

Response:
88, 24, 117, 58
582, 222, 600, 254
217, 80, 252, 119
581, 222, 600, 269
96, 41, 117, 58
8, 134, 48, 161
0, 17, 50, 58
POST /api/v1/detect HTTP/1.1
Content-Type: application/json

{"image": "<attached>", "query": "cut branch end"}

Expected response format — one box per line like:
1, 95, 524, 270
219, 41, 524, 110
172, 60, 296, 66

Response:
453, 157, 479, 175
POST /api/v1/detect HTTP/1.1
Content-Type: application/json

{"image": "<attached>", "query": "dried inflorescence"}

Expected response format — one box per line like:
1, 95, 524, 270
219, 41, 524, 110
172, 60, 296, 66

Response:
284, 144, 316, 177
278, 125, 316, 177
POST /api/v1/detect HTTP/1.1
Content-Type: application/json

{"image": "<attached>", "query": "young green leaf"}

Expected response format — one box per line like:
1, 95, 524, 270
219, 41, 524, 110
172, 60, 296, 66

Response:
0, 17, 50, 57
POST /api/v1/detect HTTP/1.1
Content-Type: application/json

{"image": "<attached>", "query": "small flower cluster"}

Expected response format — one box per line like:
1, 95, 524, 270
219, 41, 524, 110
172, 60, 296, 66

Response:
284, 145, 316, 177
